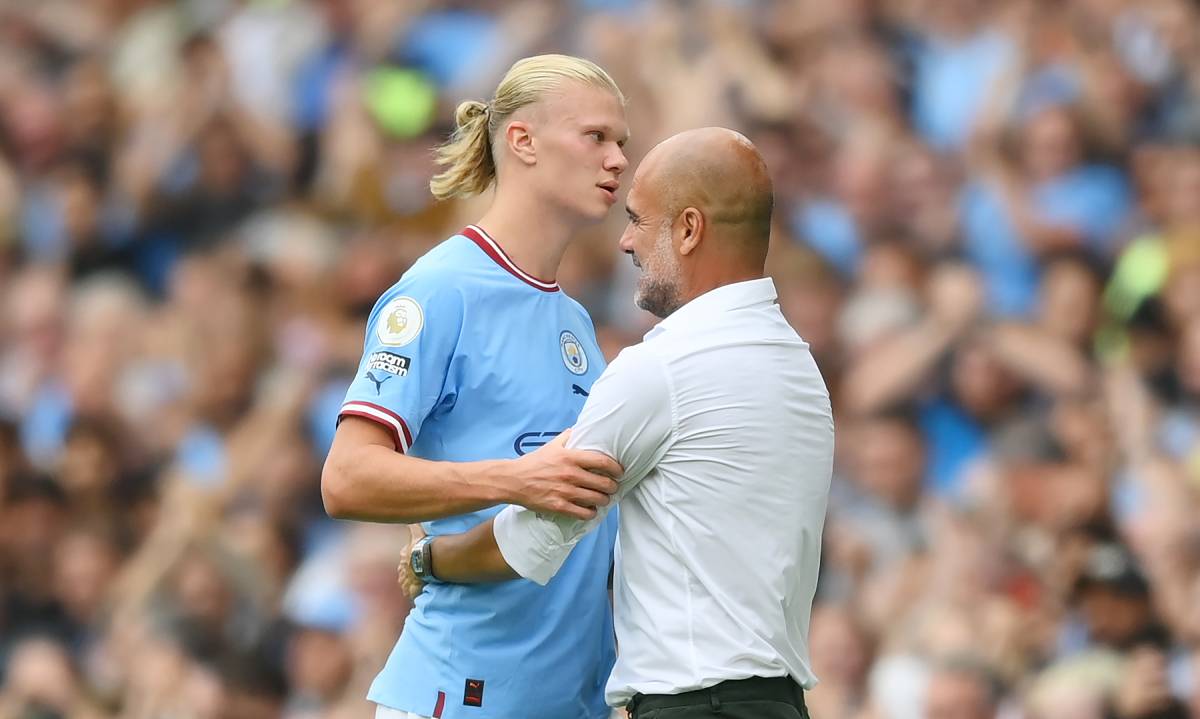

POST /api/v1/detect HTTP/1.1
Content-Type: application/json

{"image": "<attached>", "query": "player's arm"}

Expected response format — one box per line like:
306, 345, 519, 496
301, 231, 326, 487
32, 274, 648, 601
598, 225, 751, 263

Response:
322, 281, 621, 525
415, 347, 673, 584
323, 420, 621, 523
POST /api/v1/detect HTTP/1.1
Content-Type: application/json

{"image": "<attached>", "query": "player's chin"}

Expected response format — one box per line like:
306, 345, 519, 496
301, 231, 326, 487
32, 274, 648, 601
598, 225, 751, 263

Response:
578, 200, 612, 222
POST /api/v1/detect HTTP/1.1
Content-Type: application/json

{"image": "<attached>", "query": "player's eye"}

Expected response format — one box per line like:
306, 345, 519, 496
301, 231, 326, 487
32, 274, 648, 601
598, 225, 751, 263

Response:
588, 131, 604, 142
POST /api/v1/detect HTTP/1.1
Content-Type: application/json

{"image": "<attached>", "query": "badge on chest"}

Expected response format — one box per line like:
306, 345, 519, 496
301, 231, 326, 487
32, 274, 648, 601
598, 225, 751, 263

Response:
559, 330, 589, 375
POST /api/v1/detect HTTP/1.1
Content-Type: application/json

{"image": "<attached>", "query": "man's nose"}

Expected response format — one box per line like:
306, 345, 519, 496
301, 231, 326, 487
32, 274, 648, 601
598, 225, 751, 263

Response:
618, 228, 633, 252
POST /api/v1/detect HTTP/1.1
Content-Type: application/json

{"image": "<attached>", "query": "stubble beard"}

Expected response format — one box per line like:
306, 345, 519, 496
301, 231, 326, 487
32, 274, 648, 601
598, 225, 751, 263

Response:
634, 225, 683, 319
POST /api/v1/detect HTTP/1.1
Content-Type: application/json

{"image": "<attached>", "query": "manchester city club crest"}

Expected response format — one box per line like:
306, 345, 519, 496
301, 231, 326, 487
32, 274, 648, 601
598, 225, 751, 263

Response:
559, 330, 588, 375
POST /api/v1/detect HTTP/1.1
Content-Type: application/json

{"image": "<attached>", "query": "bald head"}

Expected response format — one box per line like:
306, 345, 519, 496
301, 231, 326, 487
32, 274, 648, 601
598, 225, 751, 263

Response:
619, 128, 774, 318
636, 127, 774, 257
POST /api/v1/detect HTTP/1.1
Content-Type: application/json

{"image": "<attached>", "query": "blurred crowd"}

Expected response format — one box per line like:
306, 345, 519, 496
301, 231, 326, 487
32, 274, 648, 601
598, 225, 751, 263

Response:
2, 0, 1200, 717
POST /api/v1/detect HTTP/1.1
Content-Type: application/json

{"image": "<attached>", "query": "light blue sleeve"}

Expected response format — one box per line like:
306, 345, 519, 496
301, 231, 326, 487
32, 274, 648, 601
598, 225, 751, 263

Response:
338, 269, 464, 452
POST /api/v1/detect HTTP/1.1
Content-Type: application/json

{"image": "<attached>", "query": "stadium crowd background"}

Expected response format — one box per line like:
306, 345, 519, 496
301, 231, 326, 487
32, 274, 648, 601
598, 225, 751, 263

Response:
1, 0, 1200, 717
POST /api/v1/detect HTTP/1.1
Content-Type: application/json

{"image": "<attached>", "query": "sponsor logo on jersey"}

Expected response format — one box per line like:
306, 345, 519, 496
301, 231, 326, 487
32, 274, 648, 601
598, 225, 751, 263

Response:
367, 351, 411, 377
513, 431, 561, 456
364, 371, 391, 395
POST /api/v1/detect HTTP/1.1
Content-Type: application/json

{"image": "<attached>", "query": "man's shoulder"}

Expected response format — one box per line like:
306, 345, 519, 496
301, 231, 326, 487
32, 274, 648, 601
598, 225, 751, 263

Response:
607, 338, 661, 371
592, 341, 671, 402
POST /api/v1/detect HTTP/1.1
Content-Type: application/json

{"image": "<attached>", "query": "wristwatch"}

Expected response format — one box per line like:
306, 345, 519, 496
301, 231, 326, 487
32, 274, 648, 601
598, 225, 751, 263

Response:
410, 535, 438, 582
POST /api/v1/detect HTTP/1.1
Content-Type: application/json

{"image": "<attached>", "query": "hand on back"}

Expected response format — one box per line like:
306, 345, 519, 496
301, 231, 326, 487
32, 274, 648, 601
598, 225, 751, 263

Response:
398, 523, 427, 600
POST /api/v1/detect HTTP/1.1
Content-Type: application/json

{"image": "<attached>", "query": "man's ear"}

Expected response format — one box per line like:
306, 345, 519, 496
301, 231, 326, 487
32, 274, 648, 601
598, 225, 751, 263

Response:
678, 208, 704, 256
505, 121, 537, 166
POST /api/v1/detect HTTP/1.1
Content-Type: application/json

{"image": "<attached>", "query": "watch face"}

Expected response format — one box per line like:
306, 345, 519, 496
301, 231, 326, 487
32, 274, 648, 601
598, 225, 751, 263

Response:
412, 550, 426, 574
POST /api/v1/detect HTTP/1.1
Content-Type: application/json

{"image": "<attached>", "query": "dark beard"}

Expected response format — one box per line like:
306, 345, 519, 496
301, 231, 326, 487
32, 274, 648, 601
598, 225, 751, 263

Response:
636, 276, 682, 318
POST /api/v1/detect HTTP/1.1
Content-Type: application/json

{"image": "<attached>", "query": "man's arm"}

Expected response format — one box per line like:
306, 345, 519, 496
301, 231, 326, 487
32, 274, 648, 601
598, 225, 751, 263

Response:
430, 519, 516, 582
322, 419, 622, 524
407, 346, 673, 587
397, 520, 513, 599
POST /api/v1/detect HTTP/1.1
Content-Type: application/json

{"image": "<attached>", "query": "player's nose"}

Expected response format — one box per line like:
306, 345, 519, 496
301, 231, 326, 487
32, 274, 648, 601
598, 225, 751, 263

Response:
606, 147, 628, 176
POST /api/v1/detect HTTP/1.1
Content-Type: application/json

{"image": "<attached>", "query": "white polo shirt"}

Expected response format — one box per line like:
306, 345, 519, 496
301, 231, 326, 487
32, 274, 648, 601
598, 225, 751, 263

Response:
493, 277, 834, 706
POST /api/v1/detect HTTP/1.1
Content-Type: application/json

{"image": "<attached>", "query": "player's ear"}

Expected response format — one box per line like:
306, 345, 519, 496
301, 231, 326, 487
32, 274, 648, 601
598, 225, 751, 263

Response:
678, 207, 704, 256
506, 121, 537, 166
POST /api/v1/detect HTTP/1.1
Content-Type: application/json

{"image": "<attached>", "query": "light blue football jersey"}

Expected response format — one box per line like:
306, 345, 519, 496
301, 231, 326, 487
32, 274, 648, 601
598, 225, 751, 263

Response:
339, 226, 617, 719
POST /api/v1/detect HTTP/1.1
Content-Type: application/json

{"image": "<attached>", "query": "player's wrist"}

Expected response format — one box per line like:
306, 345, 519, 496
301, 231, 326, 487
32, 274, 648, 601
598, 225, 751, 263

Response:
466, 459, 520, 506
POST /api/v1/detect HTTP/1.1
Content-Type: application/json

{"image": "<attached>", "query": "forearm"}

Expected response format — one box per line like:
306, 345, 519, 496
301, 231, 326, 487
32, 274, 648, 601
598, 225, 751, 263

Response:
322, 444, 513, 523
986, 323, 1092, 396
841, 319, 958, 414
431, 520, 519, 583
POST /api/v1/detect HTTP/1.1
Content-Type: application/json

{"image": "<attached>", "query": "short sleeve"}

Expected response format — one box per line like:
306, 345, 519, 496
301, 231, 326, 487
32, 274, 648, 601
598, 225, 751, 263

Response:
494, 345, 674, 584
338, 271, 464, 453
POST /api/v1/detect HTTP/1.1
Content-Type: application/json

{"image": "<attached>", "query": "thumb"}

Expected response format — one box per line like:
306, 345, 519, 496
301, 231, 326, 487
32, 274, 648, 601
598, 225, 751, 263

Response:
548, 428, 573, 448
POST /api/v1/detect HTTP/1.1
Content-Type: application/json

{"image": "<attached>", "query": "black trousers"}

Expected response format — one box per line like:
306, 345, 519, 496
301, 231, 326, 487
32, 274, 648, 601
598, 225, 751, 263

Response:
626, 676, 810, 719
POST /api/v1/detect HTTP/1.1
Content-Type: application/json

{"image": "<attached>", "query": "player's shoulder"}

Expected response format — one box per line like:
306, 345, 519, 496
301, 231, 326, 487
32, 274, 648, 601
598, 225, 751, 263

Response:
377, 233, 488, 300
367, 239, 474, 329
404, 234, 477, 282
556, 289, 597, 326
556, 288, 589, 313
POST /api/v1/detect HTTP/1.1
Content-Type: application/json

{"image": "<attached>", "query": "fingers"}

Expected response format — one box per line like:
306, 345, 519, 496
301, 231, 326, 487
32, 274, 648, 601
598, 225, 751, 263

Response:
536, 485, 613, 520
566, 468, 620, 495
572, 450, 623, 479
546, 499, 597, 521
565, 486, 613, 510
396, 561, 425, 600
402, 578, 424, 600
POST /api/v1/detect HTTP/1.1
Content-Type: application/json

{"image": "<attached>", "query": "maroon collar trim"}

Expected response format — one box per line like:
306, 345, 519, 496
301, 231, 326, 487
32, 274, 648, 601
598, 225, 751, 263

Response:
461, 225, 560, 292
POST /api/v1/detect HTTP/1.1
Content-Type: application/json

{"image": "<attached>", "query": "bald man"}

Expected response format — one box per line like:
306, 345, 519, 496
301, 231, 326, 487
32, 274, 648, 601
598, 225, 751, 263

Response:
401, 128, 833, 719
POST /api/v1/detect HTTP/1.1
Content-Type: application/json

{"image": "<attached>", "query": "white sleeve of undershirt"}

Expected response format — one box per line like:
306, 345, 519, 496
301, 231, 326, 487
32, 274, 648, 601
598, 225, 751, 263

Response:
493, 345, 674, 585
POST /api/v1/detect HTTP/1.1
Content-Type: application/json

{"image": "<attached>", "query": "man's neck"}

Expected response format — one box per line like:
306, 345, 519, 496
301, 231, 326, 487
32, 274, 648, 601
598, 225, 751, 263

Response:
677, 264, 764, 308
476, 189, 576, 282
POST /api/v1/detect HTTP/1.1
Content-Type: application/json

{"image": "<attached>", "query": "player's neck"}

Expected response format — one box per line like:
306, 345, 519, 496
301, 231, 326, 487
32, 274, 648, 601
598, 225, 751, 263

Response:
475, 197, 575, 283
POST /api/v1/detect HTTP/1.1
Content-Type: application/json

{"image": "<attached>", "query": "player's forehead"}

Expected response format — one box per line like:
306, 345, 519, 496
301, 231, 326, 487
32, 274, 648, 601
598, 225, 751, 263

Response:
538, 82, 628, 133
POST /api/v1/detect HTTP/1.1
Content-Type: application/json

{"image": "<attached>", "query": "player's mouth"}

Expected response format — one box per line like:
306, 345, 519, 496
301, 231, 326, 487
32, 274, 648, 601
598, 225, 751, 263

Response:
597, 181, 619, 204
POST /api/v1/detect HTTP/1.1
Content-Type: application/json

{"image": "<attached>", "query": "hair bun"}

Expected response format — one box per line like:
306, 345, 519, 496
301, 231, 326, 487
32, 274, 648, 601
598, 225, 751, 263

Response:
455, 100, 489, 127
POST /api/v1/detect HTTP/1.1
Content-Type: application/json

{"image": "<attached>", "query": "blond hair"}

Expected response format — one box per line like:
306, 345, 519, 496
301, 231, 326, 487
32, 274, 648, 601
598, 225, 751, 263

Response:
429, 54, 625, 200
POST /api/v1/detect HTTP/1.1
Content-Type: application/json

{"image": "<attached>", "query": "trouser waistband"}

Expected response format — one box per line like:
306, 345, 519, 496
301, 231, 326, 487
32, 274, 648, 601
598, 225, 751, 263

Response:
626, 675, 806, 716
